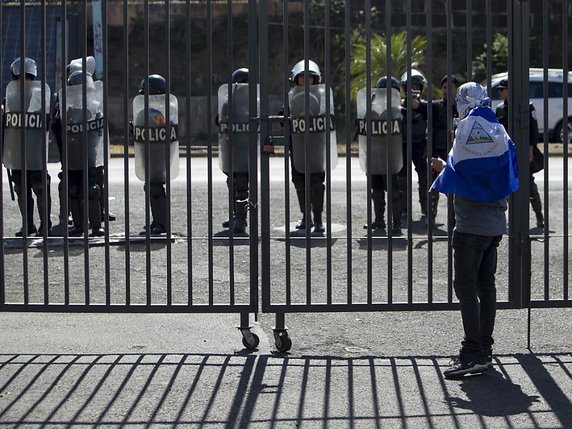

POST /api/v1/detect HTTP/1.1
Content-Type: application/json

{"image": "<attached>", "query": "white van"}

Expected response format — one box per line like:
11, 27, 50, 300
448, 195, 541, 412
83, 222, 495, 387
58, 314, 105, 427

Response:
488, 69, 572, 142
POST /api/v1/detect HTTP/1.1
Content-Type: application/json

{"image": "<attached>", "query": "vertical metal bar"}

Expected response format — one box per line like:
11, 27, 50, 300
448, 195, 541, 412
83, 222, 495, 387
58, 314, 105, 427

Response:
425, 0, 434, 303
404, 0, 412, 304
247, 0, 259, 314
281, 0, 291, 306
365, 0, 372, 305
324, 0, 332, 305
303, 0, 311, 304
185, 0, 193, 305
41, 0, 49, 302
19, 0, 29, 304
344, 0, 353, 305
259, 0, 271, 312
83, 0, 92, 304
144, 0, 151, 305
123, 0, 131, 305
466, 0, 473, 81
102, 0, 111, 305
164, 0, 172, 305
561, 0, 569, 301
508, 0, 531, 308
542, 0, 549, 301
446, 0, 454, 303
486, 0, 492, 99
206, 0, 214, 305
61, 0, 71, 305
0, 0, 4, 306
226, 0, 235, 306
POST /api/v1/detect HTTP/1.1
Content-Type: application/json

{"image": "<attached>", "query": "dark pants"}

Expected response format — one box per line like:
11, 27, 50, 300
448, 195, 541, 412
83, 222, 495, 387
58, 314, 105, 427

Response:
399, 140, 429, 215
452, 231, 502, 356
11, 169, 52, 229
529, 172, 543, 224
371, 174, 401, 227
291, 160, 325, 218
225, 172, 249, 221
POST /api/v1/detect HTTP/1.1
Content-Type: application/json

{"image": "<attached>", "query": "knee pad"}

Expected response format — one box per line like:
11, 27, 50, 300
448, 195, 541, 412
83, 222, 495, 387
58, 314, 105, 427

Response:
88, 184, 100, 200
149, 182, 165, 198
68, 184, 81, 199
234, 173, 249, 193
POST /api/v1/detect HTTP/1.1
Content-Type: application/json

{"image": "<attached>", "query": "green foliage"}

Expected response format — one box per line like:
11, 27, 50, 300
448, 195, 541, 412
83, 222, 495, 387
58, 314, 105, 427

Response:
472, 33, 508, 82
349, 31, 426, 101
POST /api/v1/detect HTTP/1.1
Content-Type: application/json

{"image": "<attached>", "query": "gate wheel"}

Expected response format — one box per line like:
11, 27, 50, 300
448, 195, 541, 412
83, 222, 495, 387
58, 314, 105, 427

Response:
242, 332, 260, 350
274, 330, 292, 352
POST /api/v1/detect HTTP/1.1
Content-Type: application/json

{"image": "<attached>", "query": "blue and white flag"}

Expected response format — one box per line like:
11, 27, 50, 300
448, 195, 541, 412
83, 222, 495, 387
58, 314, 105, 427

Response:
430, 106, 519, 203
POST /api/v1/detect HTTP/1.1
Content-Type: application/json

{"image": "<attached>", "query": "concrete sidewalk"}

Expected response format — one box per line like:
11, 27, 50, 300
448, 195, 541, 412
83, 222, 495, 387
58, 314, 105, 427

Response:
0, 310, 570, 428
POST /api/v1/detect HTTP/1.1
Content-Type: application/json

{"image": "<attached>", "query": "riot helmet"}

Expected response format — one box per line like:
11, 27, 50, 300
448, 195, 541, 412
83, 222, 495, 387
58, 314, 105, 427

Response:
440, 74, 460, 87
67, 70, 95, 87
139, 74, 166, 95
400, 69, 426, 92
290, 59, 321, 86
66, 56, 96, 78
10, 57, 37, 80
376, 76, 400, 91
232, 68, 249, 83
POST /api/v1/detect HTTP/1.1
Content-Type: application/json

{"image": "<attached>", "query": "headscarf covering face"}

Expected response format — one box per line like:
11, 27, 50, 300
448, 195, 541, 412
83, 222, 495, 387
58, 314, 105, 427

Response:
456, 82, 491, 119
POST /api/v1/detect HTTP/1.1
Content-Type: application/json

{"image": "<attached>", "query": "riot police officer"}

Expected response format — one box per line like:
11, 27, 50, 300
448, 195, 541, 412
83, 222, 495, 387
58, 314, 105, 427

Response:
495, 78, 544, 229
414, 74, 460, 221
2, 57, 52, 236
51, 56, 114, 235
132, 74, 179, 235
53, 70, 105, 236
399, 69, 429, 220
357, 76, 403, 235
216, 68, 256, 234
288, 59, 337, 234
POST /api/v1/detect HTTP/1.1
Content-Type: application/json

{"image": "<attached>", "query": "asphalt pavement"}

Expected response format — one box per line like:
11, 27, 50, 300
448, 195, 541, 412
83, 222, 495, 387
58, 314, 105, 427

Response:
1, 155, 571, 428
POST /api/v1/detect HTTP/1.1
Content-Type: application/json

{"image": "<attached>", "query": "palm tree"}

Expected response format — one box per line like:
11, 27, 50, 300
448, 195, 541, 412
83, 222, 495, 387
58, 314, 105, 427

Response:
350, 31, 426, 101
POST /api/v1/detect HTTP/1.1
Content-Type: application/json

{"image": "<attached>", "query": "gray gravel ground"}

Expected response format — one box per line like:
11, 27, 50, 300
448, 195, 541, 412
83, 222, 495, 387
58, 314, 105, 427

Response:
1, 156, 570, 428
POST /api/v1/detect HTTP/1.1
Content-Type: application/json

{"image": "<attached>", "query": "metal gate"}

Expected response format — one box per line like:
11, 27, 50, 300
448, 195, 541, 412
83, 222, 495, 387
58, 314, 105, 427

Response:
1, 0, 570, 352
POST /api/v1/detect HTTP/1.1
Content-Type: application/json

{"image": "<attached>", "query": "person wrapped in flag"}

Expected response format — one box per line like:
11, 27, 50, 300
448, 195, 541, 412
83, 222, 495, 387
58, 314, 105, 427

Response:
430, 82, 519, 379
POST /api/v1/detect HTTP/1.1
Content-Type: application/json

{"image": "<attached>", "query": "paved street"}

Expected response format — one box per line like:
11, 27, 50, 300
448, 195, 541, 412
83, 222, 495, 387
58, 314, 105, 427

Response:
1, 155, 571, 428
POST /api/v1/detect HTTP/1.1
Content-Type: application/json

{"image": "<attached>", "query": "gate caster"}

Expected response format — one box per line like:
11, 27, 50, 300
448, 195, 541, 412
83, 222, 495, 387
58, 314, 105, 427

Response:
274, 329, 292, 352
239, 328, 260, 350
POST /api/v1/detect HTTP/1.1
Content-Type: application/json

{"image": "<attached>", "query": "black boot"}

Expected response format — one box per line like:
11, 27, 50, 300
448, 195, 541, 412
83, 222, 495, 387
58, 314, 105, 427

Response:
232, 199, 248, 234
34, 186, 52, 237
16, 187, 36, 237
310, 182, 325, 233
294, 186, 310, 229
89, 199, 104, 237
363, 188, 386, 230
530, 181, 544, 229
69, 199, 83, 236
150, 184, 167, 235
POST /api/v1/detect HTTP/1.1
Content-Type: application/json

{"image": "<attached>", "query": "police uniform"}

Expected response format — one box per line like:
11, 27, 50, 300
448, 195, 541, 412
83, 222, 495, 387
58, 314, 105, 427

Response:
495, 79, 543, 228
216, 68, 253, 234
398, 69, 429, 219
2, 57, 52, 236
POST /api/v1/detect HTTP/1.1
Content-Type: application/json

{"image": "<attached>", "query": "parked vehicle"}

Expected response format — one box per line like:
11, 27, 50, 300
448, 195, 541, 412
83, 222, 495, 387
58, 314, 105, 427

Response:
488, 69, 572, 143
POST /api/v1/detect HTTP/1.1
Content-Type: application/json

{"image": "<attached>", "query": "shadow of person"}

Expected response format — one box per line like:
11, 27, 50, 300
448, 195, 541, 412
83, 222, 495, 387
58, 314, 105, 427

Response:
446, 368, 540, 416
357, 234, 407, 251
212, 229, 250, 246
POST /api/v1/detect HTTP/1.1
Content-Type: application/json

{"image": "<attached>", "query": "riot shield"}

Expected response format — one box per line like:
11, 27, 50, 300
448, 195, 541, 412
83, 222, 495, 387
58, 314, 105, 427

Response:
59, 81, 105, 170
357, 87, 403, 175
3, 80, 50, 170
217, 83, 259, 174
132, 94, 179, 182
288, 84, 337, 174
